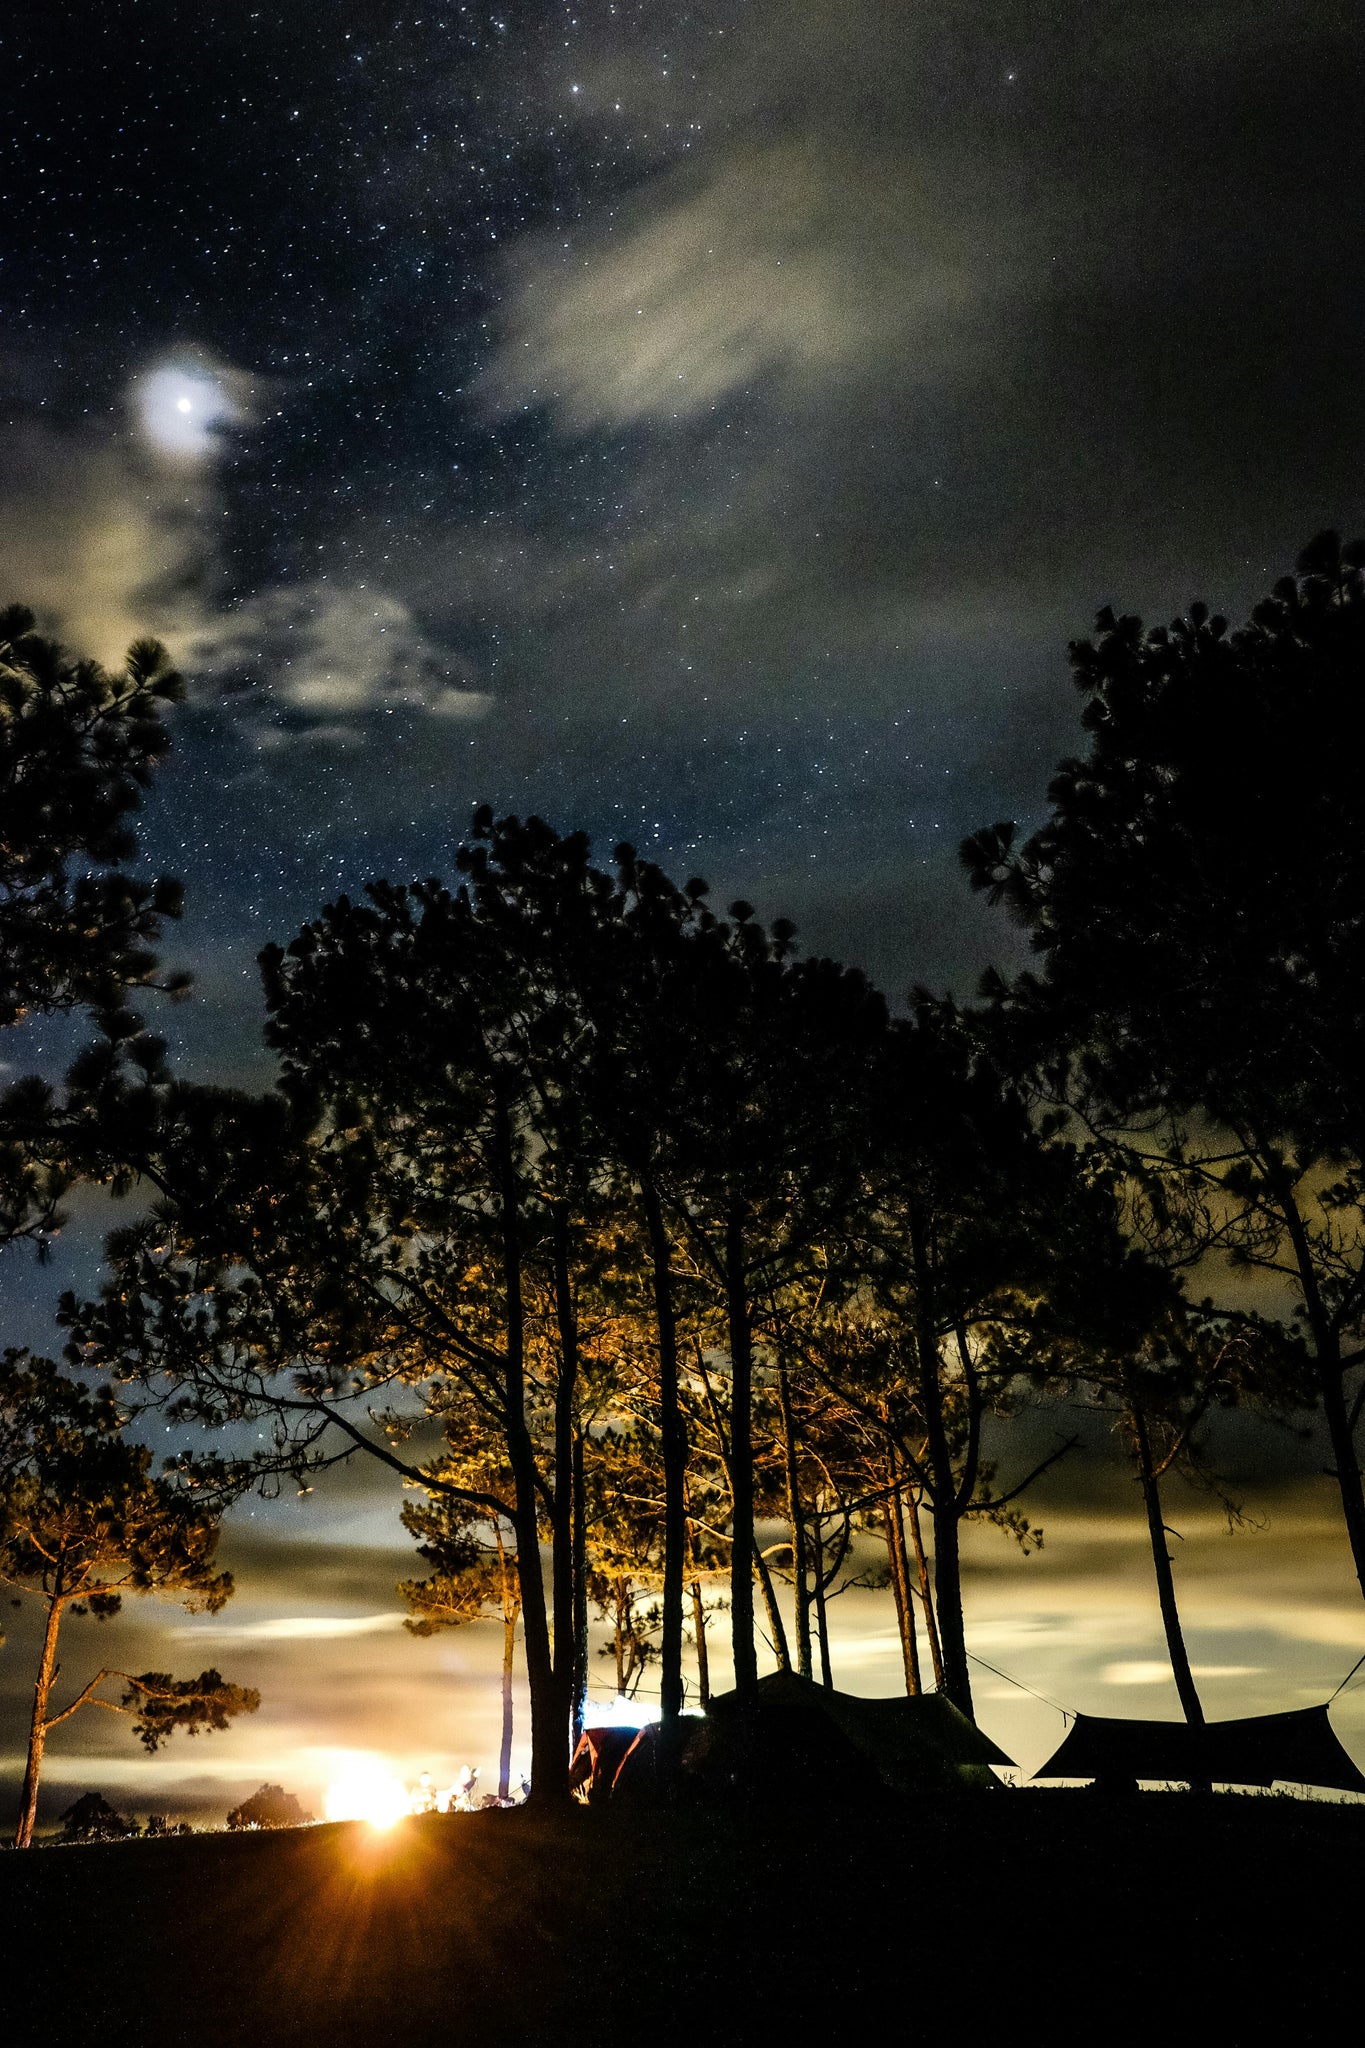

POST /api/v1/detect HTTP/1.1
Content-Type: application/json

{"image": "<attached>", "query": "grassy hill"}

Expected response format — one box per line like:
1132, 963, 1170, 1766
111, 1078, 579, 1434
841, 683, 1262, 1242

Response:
1, 1792, 1359, 2045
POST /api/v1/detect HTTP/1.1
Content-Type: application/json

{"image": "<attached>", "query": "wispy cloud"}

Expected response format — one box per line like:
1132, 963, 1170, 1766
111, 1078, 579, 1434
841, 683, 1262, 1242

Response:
1104, 1661, 1265, 1686
484, 142, 982, 433
184, 1612, 406, 1643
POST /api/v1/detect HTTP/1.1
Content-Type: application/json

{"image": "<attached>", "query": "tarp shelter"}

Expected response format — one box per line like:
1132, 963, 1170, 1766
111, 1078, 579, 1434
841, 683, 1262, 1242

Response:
1032, 1705, 1365, 1795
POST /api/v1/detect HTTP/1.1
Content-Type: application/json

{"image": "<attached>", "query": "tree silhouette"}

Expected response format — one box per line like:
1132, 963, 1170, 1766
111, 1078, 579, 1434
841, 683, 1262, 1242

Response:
399, 1450, 522, 1803
0, 1352, 258, 1847
964, 532, 1365, 1607
776, 1313, 929, 1692
566, 842, 713, 1765
840, 1005, 1081, 1715
249, 831, 617, 1799
0, 606, 187, 1256
65, 802, 1238, 1774
71, 822, 618, 1802
58, 1790, 135, 1842
656, 911, 886, 1701
1022, 1158, 1283, 1746
227, 1783, 313, 1829
70, 816, 889, 1787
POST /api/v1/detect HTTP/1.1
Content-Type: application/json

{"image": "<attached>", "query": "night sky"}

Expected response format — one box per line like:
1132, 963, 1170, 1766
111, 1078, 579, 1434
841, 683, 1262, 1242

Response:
3, 1, 1365, 1820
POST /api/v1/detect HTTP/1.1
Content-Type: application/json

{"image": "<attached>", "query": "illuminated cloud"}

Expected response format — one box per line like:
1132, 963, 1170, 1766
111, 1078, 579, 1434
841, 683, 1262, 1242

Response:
0, 424, 211, 664
0, 349, 260, 665
0, 376, 487, 747
486, 143, 981, 432
191, 583, 491, 741
1103, 1660, 1265, 1686
184, 1612, 407, 1643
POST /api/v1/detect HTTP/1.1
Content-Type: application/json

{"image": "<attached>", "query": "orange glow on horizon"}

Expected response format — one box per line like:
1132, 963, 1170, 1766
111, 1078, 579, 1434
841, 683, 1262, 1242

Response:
323, 1758, 411, 1831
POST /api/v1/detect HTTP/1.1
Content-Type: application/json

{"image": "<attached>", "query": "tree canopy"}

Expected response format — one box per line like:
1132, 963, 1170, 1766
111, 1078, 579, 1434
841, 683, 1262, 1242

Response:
34, 536, 1365, 1807
0, 606, 187, 1253
963, 530, 1365, 1606
0, 1351, 258, 1846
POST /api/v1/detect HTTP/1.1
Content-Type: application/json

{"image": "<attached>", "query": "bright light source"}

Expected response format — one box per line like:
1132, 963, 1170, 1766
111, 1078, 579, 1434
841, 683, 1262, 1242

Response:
323, 1758, 410, 1830
135, 363, 240, 459
585, 1695, 660, 1730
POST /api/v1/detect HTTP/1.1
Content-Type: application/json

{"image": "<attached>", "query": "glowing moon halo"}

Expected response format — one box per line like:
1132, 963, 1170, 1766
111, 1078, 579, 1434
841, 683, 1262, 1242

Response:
136, 363, 239, 459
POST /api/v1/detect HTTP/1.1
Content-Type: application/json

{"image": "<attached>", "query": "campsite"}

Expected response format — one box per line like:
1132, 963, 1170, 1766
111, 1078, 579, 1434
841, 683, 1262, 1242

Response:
7, 7, 1365, 2040
7, 552, 1365, 2038
6, 1670, 1364, 2044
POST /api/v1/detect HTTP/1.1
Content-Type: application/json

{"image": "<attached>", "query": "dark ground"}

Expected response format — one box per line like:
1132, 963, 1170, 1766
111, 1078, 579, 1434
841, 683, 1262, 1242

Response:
0, 1792, 1357, 2046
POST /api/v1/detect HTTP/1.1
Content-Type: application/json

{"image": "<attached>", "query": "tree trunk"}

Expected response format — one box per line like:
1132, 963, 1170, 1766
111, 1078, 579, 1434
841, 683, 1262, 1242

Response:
643, 1180, 687, 1775
496, 1529, 519, 1804
550, 1202, 580, 1695
812, 1518, 834, 1689
883, 1505, 912, 1689
910, 1217, 973, 1716
884, 1454, 921, 1696
492, 1092, 568, 1806
927, 1499, 972, 1717
777, 1360, 812, 1679
499, 1605, 517, 1802
691, 1579, 710, 1705
920, 1439, 972, 1712
571, 1426, 589, 1749
16, 1595, 62, 1849
1132, 1406, 1204, 1729
724, 1200, 758, 1698
1320, 1357, 1365, 1603
754, 1541, 791, 1671
1273, 1170, 1365, 1605
508, 1453, 559, 1799
907, 1487, 945, 1692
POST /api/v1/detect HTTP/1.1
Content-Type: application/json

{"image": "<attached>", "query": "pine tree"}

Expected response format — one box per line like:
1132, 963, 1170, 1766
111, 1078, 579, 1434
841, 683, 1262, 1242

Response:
964, 533, 1365, 1608
0, 606, 187, 1256
0, 1353, 258, 1847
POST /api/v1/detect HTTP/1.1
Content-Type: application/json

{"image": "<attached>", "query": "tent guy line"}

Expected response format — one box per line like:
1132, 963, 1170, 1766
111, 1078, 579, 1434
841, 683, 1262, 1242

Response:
964, 1651, 1073, 1722
1326, 1647, 1365, 1704
966, 1643, 1365, 1730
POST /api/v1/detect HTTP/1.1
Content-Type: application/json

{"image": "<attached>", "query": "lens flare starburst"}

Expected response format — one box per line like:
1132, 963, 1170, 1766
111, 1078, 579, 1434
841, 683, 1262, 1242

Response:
323, 1758, 411, 1831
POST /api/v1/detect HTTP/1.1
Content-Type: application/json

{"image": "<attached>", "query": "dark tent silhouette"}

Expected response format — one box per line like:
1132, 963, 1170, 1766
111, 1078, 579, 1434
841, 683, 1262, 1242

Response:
716, 1668, 1013, 1786
581, 1670, 1015, 1804
1032, 1705, 1365, 1795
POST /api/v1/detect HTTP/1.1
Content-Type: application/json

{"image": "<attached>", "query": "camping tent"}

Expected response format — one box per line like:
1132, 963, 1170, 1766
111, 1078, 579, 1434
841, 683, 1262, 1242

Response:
714, 1668, 1013, 1786
574, 1671, 1014, 1803
1031, 1705, 1365, 1795
570, 1724, 646, 1804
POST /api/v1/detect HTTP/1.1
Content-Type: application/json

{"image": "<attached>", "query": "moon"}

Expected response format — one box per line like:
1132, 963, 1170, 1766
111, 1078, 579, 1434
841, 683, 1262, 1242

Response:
136, 362, 241, 459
